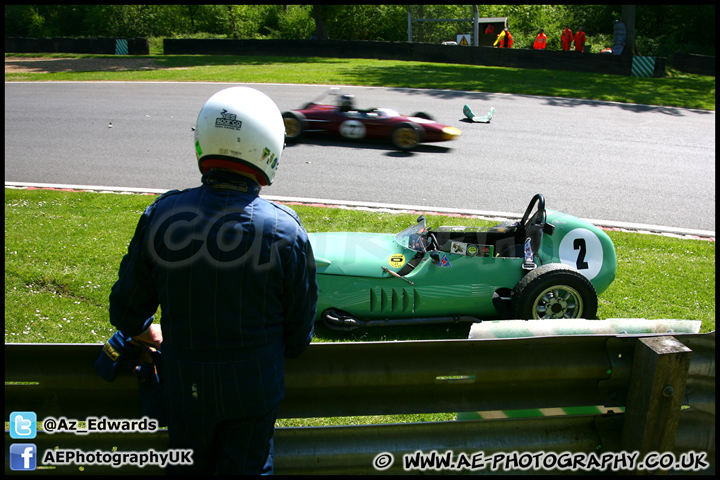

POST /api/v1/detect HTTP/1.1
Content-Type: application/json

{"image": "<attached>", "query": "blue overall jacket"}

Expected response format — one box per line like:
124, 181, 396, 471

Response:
109, 170, 317, 419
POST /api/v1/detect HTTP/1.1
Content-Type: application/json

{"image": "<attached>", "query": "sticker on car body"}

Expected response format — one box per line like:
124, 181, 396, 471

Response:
388, 253, 406, 268
339, 120, 366, 139
451, 242, 494, 257
558, 228, 604, 280
437, 254, 452, 267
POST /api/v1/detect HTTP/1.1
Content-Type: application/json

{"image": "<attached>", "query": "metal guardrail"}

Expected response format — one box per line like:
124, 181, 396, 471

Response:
5, 332, 715, 474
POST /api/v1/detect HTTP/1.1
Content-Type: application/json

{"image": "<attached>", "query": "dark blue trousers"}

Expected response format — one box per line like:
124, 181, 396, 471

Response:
162, 351, 283, 475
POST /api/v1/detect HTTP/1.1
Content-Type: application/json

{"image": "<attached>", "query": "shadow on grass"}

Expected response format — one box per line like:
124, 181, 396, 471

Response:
7, 53, 713, 112
337, 62, 714, 114
153, 55, 350, 68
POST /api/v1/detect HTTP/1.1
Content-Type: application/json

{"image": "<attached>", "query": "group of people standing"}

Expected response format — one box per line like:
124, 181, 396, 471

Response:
559, 25, 586, 52
489, 24, 587, 52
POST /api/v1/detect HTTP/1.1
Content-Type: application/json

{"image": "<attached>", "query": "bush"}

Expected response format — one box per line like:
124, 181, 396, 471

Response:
4, 5, 715, 56
277, 5, 314, 40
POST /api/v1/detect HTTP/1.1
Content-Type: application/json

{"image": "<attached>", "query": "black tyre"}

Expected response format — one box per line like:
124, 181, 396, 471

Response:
283, 111, 306, 142
411, 111, 435, 121
511, 264, 598, 320
391, 122, 422, 150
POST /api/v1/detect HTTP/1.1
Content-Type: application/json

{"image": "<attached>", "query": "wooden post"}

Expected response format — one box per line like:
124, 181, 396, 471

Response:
620, 336, 692, 473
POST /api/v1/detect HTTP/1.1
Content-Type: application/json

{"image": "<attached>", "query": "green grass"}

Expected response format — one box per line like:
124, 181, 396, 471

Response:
5, 188, 714, 347
5, 53, 715, 111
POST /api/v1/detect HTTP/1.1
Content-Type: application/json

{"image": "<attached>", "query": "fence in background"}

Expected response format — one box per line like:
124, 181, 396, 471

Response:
4, 37, 149, 55
163, 38, 644, 76
12, 37, 718, 77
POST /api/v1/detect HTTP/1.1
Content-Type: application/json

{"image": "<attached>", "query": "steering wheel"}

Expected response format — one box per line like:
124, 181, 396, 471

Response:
426, 232, 439, 251
520, 194, 546, 228
517, 194, 549, 258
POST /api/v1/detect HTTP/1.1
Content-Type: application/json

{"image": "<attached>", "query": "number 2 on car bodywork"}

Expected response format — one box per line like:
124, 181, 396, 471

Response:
544, 213, 616, 295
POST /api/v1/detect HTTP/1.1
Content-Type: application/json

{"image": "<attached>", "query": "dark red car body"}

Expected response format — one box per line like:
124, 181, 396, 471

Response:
282, 98, 461, 150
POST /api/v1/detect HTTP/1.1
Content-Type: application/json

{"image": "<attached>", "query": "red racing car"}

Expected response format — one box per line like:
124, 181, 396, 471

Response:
282, 89, 461, 151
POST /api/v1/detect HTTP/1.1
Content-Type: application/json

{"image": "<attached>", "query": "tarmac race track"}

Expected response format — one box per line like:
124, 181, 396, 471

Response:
4, 82, 715, 234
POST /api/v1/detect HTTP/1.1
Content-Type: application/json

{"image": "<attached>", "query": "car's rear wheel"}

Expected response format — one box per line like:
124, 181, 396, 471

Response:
283, 111, 306, 142
511, 264, 598, 320
392, 122, 422, 150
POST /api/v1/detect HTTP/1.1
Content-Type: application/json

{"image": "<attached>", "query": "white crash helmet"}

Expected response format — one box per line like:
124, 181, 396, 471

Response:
194, 86, 284, 186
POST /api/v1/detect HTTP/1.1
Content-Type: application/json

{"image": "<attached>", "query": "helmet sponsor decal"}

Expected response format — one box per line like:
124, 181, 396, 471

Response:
261, 147, 278, 170
215, 109, 243, 130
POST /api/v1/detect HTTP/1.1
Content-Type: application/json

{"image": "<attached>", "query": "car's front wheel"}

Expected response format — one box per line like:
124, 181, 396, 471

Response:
511, 264, 598, 320
391, 122, 422, 150
283, 111, 306, 142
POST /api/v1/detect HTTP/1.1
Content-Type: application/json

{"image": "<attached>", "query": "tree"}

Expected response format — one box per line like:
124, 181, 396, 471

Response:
186, 5, 199, 34
4, 5, 45, 37
311, 5, 328, 40
621, 5, 637, 55
311, 5, 343, 40
2, 4, 714, 55
277, 5, 314, 40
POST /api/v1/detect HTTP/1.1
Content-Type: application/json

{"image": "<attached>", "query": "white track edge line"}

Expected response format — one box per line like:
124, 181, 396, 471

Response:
6, 181, 715, 239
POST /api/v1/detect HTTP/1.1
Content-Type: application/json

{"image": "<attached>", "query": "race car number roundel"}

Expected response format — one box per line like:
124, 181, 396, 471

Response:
558, 228, 603, 280
339, 120, 366, 139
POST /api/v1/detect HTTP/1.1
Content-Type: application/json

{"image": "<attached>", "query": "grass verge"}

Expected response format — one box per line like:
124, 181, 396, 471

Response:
5, 187, 714, 346
5, 53, 715, 111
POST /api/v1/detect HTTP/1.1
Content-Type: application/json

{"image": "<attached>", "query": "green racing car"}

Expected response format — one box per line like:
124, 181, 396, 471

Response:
309, 194, 617, 331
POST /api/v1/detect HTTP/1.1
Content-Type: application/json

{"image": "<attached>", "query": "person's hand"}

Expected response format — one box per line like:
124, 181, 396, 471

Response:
133, 323, 163, 350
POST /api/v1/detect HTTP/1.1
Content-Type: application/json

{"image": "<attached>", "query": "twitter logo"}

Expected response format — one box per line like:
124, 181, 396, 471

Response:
10, 411, 37, 439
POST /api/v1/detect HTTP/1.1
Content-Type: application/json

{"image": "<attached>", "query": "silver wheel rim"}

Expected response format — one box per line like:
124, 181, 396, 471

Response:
284, 118, 301, 138
394, 128, 418, 148
531, 285, 583, 319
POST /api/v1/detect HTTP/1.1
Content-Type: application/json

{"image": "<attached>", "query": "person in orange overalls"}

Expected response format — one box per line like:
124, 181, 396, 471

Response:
533, 29, 547, 50
493, 28, 514, 48
574, 26, 586, 52
561, 25, 573, 51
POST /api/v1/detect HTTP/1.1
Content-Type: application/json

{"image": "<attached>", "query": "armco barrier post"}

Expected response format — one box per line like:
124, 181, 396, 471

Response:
620, 336, 692, 473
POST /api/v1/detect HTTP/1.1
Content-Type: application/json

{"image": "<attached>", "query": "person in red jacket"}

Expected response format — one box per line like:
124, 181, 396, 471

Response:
533, 29, 547, 50
561, 25, 573, 51
574, 26, 586, 52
